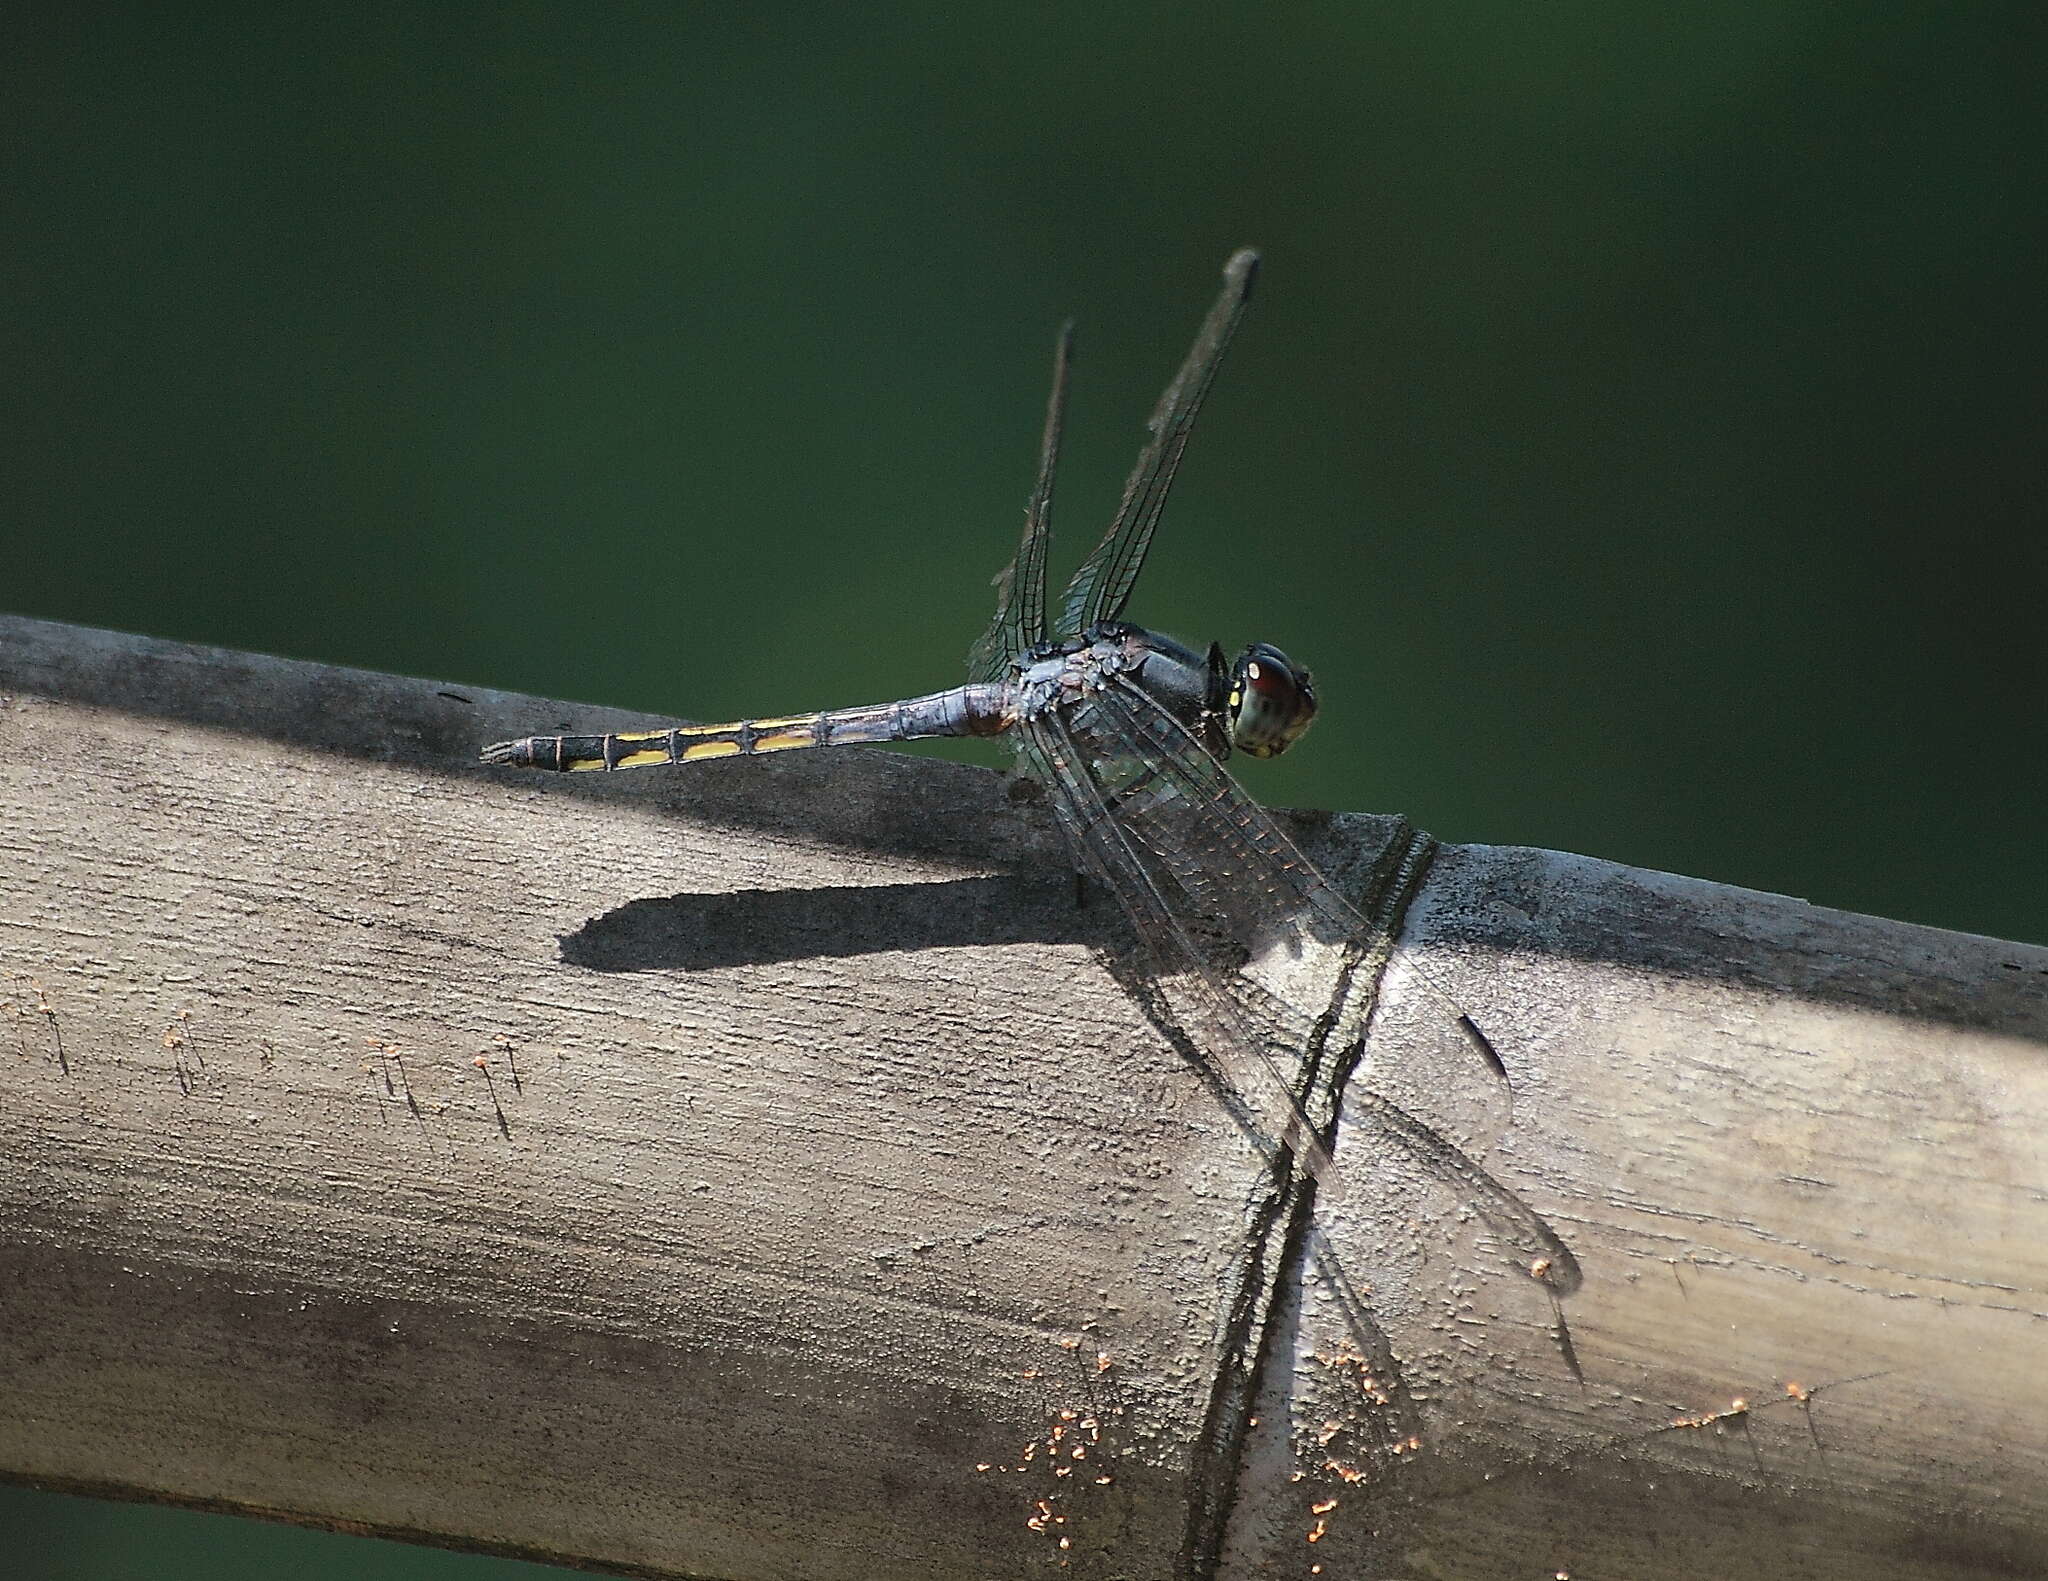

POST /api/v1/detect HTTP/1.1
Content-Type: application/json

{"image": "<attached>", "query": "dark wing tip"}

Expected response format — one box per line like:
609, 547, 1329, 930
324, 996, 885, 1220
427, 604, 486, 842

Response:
1047, 317, 1077, 389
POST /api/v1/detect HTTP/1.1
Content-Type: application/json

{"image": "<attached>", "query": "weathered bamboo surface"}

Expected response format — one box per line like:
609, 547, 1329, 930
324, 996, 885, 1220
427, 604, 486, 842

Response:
1, 613, 2043, 1580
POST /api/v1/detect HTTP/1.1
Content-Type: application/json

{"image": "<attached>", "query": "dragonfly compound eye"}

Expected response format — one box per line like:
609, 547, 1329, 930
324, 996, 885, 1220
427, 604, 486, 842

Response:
1227, 642, 1318, 758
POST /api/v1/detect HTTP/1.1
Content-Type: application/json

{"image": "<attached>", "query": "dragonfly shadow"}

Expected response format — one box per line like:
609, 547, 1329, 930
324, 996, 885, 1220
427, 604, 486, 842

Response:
560, 872, 1115, 973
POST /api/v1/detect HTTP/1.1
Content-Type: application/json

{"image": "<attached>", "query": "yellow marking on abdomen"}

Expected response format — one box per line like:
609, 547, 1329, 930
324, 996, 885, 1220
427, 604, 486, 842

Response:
611, 728, 673, 744
679, 739, 742, 761
566, 757, 611, 772
750, 733, 816, 753
614, 748, 675, 768
749, 713, 821, 730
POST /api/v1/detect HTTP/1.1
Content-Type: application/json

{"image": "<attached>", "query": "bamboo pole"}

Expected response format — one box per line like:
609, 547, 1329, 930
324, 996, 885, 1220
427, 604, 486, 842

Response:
2, 614, 2043, 1579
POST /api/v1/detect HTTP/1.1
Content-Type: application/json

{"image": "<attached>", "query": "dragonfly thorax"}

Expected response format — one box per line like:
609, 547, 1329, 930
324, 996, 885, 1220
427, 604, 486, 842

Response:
1010, 624, 1314, 764
1009, 623, 1235, 755
1227, 642, 1318, 758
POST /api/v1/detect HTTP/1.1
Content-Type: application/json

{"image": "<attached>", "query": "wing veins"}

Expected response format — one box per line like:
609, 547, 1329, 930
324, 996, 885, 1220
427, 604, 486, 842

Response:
1023, 708, 1340, 1185
970, 320, 1074, 682
1062, 677, 1579, 1282
1058, 249, 1259, 635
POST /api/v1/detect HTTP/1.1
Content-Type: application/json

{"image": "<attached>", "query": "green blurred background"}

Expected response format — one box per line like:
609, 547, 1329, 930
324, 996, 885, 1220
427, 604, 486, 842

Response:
4, 3, 2042, 1575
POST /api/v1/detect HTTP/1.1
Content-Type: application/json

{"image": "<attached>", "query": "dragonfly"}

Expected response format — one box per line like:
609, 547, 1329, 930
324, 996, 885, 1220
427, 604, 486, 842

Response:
483, 251, 1578, 1295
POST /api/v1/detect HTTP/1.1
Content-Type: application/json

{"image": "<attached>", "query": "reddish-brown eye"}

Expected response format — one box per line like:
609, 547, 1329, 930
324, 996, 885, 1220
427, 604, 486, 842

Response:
1227, 642, 1318, 758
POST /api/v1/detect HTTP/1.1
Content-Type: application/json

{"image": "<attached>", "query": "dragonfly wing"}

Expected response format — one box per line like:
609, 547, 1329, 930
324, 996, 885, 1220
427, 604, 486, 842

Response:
1056, 249, 1258, 637
968, 320, 1073, 683
1017, 704, 1340, 1184
1050, 675, 1581, 1293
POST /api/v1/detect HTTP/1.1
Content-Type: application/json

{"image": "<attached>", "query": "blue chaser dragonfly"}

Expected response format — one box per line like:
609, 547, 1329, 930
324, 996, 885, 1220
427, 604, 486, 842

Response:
485, 251, 1577, 1288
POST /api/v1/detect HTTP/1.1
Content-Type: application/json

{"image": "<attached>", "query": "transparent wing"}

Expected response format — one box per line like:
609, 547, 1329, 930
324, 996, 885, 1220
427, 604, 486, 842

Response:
1036, 675, 1581, 1293
1056, 249, 1258, 637
1017, 703, 1340, 1185
968, 321, 1074, 684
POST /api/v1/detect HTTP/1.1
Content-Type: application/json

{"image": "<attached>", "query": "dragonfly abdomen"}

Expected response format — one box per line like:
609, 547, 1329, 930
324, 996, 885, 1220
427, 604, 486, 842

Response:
480, 683, 1012, 772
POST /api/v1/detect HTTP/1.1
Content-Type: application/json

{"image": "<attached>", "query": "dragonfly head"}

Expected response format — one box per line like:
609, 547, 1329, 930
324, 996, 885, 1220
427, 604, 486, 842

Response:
1227, 642, 1318, 758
